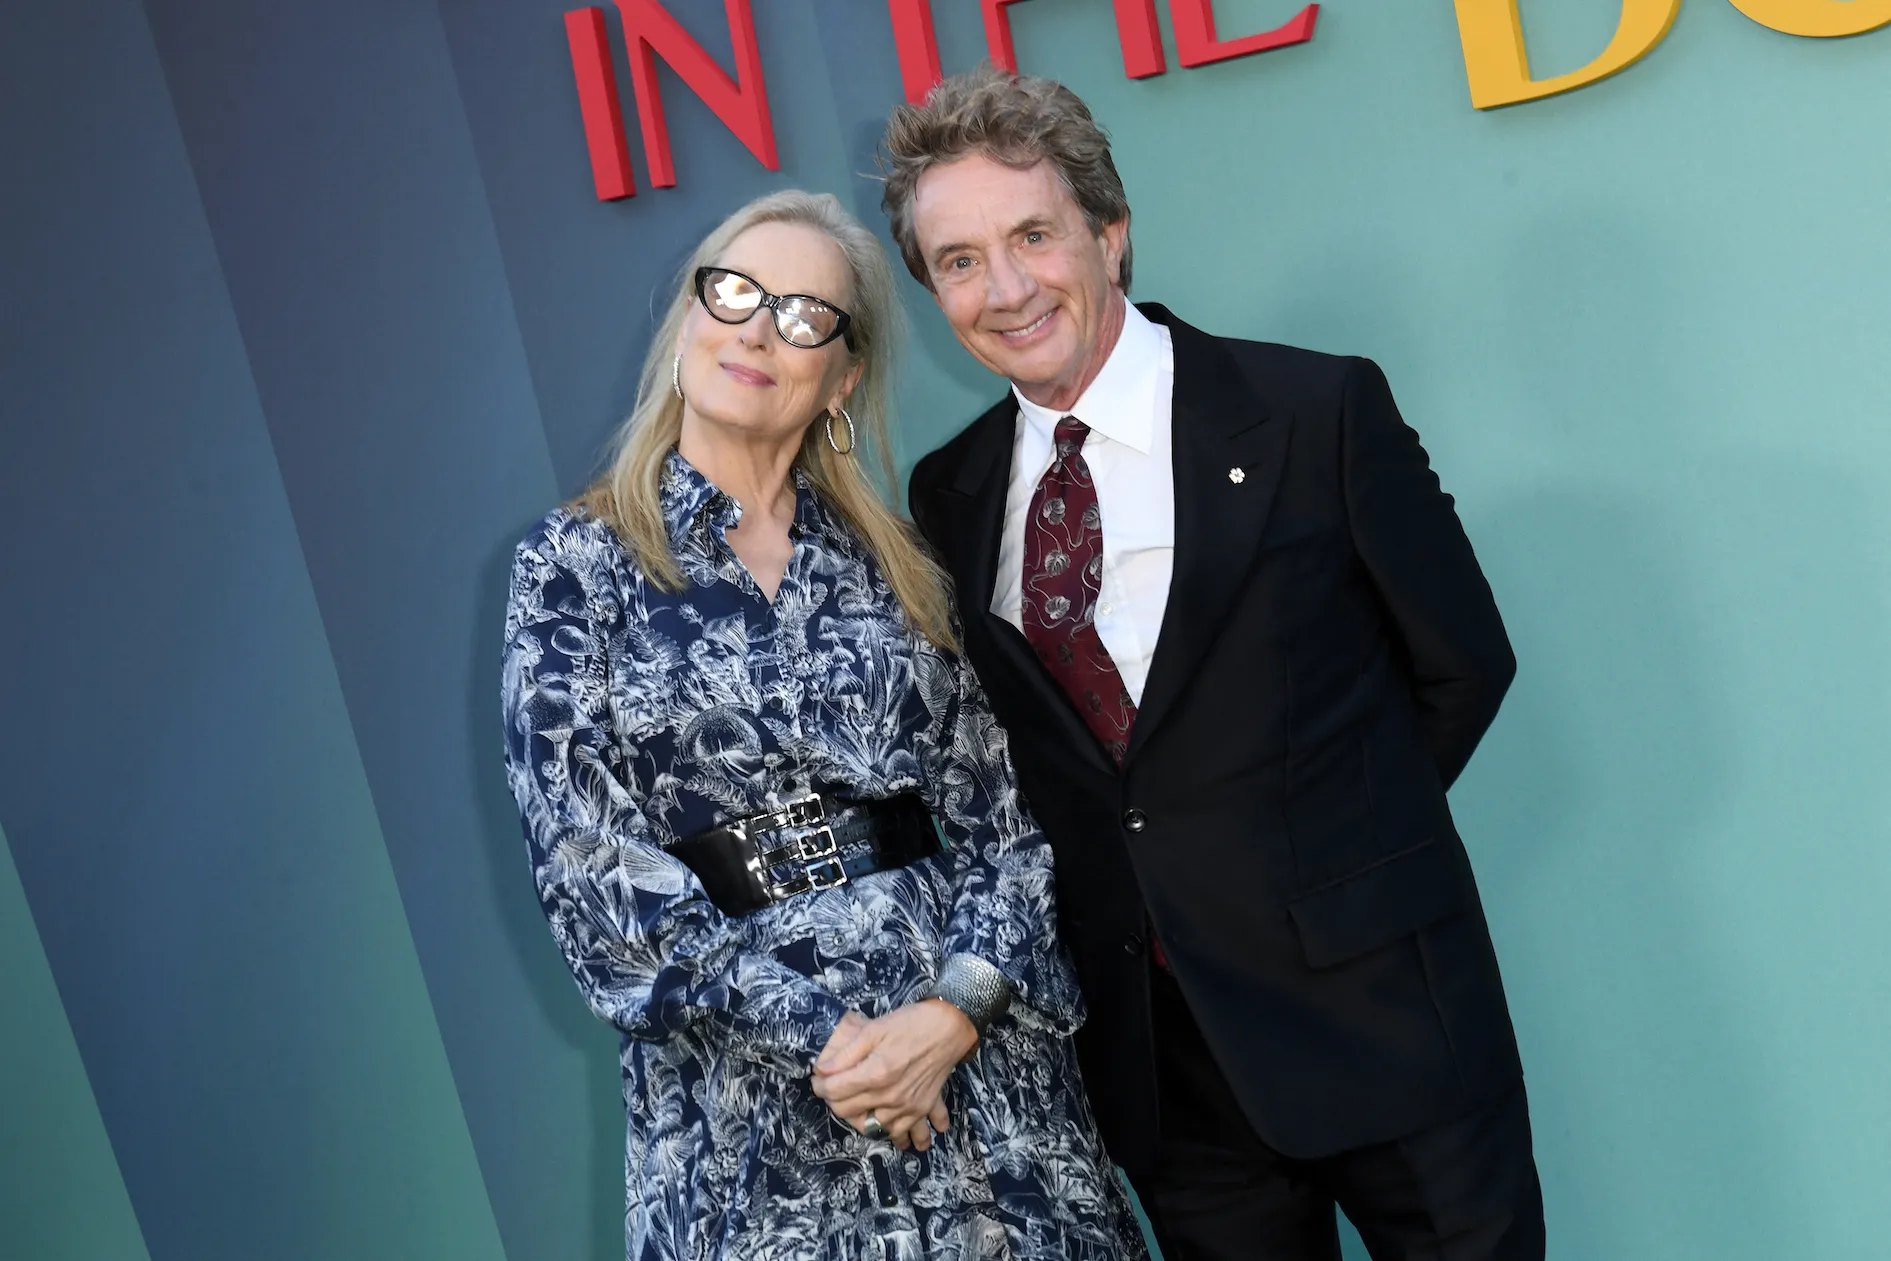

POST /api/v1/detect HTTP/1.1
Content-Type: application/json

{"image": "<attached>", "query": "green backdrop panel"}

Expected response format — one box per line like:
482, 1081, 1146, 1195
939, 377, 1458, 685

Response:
0, 821, 153, 1261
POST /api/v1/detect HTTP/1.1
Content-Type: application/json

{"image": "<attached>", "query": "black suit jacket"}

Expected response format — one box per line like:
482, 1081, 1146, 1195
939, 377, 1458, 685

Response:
908, 305, 1524, 1174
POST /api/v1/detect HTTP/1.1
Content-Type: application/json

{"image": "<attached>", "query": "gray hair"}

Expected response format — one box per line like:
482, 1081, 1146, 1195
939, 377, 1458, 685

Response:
880, 65, 1133, 293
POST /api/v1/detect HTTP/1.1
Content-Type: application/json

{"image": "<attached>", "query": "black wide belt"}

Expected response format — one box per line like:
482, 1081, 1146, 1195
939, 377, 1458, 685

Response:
669, 793, 943, 917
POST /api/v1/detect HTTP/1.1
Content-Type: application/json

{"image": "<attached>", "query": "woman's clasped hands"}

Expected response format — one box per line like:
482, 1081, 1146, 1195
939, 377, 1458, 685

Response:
812, 1001, 979, 1151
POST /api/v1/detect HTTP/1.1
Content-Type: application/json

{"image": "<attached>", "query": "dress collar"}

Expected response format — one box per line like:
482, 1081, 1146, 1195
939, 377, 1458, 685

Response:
1012, 298, 1165, 454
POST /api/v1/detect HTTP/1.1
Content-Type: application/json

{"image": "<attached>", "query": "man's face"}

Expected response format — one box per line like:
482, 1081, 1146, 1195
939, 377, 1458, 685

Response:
910, 153, 1127, 409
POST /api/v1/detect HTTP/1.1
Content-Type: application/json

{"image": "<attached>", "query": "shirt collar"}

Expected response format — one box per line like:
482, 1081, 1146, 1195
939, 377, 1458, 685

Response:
1012, 298, 1164, 454
660, 448, 832, 549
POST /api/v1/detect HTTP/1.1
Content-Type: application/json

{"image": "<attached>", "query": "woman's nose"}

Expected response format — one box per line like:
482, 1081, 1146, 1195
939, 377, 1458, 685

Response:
737, 313, 774, 350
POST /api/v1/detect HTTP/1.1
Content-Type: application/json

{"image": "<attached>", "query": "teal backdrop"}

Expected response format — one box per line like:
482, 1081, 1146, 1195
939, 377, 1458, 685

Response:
2, 2, 1886, 1259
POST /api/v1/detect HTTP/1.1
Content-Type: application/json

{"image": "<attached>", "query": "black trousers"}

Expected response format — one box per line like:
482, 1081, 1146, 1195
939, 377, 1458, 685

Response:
1130, 965, 1545, 1261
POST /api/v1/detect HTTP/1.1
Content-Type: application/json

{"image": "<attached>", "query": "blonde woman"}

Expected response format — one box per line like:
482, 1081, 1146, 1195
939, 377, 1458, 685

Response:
501, 190, 1146, 1261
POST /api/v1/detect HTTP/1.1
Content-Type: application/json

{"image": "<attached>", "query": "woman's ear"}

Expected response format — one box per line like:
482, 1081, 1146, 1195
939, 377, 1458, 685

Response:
829, 359, 867, 414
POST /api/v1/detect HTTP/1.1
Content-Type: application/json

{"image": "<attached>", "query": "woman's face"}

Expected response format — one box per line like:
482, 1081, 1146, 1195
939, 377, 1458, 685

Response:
677, 221, 863, 448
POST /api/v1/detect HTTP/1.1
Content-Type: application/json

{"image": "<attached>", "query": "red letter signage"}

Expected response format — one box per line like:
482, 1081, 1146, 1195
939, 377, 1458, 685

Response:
566, 9, 636, 200
983, 0, 1027, 73
1112, 0, 1169, 78
565, 0, 778, 195
571, 0, 1879, 203
1170, 0, 1319, 68
616, 0, 776, 187
974, 0, 1169, 79
886, 0, 943, 105
987, 0, 1308, 77
983, 0, 1028, 72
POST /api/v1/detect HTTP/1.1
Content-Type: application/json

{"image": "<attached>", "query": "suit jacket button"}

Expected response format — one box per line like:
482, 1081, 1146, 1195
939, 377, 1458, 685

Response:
1122, 808, 1147, 833
1123, 934, 1144, 956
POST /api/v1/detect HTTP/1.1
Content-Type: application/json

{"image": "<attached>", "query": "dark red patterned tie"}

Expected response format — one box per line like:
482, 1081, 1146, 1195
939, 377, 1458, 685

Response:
1022, 419, 1172, 971
1021, 418, 1137, 765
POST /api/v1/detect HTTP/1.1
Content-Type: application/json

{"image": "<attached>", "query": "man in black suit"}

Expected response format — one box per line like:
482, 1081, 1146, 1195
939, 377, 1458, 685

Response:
882, 68, 1544, 1260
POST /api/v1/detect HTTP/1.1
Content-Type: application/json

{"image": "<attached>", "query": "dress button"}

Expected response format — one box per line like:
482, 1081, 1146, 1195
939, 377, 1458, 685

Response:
1122, 808, 1147, 833
1123, 934, 1144, 956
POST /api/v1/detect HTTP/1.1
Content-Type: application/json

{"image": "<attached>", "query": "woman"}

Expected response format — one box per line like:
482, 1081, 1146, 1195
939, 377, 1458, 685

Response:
501, 189, 1147, 1261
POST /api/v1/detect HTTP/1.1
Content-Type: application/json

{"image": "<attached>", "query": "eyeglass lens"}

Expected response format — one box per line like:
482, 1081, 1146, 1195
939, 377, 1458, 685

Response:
699, 269, 845, 348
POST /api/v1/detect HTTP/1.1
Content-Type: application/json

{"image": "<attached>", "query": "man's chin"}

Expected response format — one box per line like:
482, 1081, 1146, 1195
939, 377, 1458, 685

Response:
982, 345, 1076, 393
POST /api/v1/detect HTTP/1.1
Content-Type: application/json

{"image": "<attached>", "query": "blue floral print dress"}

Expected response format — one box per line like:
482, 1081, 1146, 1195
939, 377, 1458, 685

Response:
501, 452, 1148, 1261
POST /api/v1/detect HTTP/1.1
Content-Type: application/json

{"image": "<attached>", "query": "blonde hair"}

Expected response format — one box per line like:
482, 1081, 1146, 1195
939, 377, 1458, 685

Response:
881, 64, 1132, 293
576, 189, 958, 651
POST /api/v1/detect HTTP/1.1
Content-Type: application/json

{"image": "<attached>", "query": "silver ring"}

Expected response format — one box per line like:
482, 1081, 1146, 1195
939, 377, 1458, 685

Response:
862, 1113, 888, 1141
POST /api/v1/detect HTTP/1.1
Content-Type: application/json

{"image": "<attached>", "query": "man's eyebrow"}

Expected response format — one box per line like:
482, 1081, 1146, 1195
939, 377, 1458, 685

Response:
928, 238, 974, 267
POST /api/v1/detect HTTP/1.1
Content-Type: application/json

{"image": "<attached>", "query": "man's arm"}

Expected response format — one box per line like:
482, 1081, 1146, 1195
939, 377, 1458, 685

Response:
906, 455, 943, 551
1339, 357, 1515, 789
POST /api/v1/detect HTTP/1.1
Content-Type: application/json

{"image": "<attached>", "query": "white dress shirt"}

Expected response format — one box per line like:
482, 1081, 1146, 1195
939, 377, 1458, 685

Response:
991, 301, 1175, 706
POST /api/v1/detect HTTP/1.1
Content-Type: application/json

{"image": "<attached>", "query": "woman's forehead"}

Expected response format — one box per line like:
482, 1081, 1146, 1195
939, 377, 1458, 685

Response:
716, 221, 852, 303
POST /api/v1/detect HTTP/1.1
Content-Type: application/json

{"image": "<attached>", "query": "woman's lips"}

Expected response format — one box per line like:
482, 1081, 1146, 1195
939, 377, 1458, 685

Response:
719, 361, 776, 387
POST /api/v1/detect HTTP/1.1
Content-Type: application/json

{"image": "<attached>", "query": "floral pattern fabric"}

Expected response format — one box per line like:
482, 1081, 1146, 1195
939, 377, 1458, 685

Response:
501, 451, 1148, 1261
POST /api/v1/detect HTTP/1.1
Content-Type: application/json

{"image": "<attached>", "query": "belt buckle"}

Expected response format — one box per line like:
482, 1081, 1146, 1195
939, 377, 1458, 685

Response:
740, 793, 825, 843
802, 855, 847, 890
791, 820, 839, 863
752, 794, 847, 902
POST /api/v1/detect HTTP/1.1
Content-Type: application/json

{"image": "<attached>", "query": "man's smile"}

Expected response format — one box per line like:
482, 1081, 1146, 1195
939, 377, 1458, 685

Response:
995, 309, 1058, 345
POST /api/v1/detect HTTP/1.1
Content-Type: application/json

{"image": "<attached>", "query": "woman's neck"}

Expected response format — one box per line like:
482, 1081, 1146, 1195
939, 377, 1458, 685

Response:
676, 416, 801, 529
676, 414, 804, 602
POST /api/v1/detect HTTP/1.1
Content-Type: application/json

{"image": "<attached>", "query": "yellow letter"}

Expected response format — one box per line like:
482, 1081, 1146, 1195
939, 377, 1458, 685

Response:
1453, 0, 1682, 109
1726, 0, 1891, 37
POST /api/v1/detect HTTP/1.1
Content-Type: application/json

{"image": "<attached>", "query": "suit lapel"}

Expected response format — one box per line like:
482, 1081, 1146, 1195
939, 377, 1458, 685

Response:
938, 396, 1013, 615
1125, 306, 1291, 764
935, 396, 1117, 777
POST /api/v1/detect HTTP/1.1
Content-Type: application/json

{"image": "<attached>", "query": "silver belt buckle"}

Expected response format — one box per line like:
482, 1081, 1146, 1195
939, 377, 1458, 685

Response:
747, 793, 847, 901
801, 854, 847, 891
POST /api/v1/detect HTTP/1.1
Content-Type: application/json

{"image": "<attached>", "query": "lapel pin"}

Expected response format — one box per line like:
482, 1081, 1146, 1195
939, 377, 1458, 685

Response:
1228, 467, 1246, 484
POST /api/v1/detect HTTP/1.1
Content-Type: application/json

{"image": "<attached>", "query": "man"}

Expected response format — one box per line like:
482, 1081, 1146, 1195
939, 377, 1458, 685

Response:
884, 68, 1544, 1261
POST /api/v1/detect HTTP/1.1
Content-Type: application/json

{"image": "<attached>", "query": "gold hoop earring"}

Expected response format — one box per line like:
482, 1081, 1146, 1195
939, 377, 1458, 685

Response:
672, 353, 683, 400
825, 406, 857, 455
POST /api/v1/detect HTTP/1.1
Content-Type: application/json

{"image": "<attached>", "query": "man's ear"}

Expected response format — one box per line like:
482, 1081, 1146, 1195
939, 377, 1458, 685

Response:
1100, 215, 1130, 288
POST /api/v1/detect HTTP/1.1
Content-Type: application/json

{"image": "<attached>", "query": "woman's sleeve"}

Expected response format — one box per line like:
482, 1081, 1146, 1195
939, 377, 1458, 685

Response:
914, 643, 1084, 1036
502, 526, 852, 1072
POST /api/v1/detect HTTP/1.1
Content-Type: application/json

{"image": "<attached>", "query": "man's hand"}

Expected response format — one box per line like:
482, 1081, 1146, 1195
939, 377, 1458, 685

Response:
811, 1000, 977, 1151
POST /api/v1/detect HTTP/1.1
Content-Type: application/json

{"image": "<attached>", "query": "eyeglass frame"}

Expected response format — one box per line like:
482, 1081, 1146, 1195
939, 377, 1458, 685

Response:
692, 266, 856, 351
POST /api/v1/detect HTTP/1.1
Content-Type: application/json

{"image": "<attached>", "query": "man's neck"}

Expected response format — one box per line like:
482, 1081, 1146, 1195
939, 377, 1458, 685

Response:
1016, 291, 1128, 414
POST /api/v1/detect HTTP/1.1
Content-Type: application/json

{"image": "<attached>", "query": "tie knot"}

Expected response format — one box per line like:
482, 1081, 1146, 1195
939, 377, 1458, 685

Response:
1054, 416, 1090, 451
